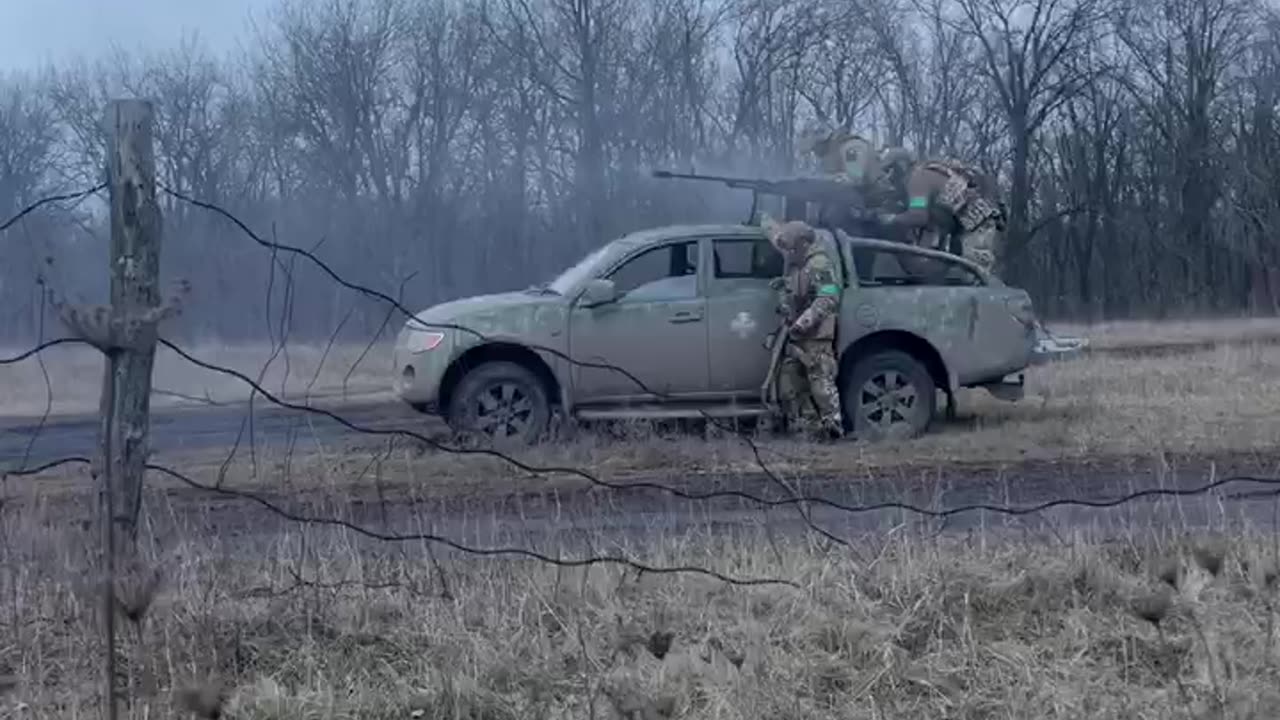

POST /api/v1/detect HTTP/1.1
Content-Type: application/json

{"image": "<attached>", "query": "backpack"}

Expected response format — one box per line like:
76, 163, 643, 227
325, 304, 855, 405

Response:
923, 159, 1006, 232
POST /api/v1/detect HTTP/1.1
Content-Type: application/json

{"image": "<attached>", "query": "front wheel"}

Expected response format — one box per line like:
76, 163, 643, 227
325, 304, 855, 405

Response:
447, 361, 551, 445
841, 350, 936, 442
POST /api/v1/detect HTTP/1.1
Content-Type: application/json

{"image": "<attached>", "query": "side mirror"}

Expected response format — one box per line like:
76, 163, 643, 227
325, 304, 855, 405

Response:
578, 278, 617, 307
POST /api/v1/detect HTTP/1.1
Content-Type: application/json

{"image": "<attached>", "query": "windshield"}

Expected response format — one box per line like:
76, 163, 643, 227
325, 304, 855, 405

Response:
547, 244, 611, 295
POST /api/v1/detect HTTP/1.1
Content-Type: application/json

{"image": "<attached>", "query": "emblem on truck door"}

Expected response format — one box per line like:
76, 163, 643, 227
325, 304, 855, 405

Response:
730, 311, 757, 339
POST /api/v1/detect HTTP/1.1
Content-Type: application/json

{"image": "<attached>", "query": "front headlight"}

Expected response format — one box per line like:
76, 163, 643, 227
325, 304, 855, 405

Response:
404, 328, 446, 354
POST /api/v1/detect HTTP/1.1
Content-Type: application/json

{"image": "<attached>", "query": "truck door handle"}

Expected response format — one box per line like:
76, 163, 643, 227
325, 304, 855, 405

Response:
669, 310, 702, 324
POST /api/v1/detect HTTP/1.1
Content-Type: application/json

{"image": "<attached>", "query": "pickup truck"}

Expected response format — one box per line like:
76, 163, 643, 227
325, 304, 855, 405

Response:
392, 223, 1080, 444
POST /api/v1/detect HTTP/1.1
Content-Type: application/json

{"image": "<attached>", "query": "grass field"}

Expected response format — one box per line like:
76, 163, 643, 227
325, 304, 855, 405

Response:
3, 318, 1280, 718
0, 339, 394, 418
4, 504, 1279, 718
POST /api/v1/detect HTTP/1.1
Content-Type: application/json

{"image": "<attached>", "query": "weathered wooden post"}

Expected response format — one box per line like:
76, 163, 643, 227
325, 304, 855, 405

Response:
54, 98, 185, 720
102, 98, 162, 719
103, 99, 163, 546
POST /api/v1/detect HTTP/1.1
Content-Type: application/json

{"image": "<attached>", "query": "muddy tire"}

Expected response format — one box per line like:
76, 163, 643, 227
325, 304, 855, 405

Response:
841, 350, 936, 442
447, 361, 551, 446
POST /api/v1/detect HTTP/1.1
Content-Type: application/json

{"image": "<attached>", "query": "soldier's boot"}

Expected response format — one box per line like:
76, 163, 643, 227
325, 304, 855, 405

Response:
761, 411, 790, 437
806, 369, 844, 441
771, 398, 802, 437
817, 414, 845, 442
803, 397, 844, 441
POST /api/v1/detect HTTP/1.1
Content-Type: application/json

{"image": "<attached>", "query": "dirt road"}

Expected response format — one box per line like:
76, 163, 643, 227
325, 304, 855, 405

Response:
4, 392, 1280, 555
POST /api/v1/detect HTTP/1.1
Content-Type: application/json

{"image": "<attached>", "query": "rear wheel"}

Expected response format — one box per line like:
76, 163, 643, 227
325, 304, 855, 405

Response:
447, 361, 551, 445
841, 350, 936, 441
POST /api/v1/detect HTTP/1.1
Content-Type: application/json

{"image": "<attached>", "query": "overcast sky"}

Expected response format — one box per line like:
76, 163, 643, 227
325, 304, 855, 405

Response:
0, 0, 265, 72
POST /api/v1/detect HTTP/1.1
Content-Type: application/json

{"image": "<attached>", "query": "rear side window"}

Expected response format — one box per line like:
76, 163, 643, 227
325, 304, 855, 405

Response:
712, 237, 783, 279
852, 247, 984, 287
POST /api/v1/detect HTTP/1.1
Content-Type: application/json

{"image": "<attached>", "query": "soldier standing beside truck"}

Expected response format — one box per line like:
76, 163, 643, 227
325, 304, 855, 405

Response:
762, 217, 845, 440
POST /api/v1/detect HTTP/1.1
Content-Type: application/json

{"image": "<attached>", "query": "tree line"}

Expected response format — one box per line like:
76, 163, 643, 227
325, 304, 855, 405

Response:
1, 0, 1278, 343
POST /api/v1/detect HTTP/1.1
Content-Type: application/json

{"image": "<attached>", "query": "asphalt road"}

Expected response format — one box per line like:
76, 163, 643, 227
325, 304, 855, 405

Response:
0, 395, 432, 467
9, 330, 1278, 468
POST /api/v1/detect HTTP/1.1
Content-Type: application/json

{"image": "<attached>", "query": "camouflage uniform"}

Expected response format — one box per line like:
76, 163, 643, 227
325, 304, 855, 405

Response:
764, 219, 844, 439
879, 159, 1005, 274
800, 129, 895, 236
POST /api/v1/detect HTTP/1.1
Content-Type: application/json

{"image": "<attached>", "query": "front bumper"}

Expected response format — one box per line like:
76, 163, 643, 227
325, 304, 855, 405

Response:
392, 327, 453, 408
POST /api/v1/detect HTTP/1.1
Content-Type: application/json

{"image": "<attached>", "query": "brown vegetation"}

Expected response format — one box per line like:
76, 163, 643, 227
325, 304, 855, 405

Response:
4, 323, 1280, 718
3, 497, 1279, 718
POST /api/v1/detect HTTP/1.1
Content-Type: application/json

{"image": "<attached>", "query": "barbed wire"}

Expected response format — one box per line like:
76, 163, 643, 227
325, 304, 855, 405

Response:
161, 185, 1280, 549
7, 452, 1280, 523
156, 336, 854, 513
142, 461, 800, 587
0, 453, 791, 587
0, 184, 107, 235
153, 335, 1280, 514
158, 185, 851, 548
4, 340, 1279, 580
15, 280, 57, 475
2, 455, 92, 478
0, 185, 107, 479
5, 185, 1278, 595
0, 337, 87, 365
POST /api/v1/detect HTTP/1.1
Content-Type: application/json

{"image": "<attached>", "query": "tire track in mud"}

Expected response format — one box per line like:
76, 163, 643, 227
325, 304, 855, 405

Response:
4, 334, 1280, 553
24, 450, 1280, 556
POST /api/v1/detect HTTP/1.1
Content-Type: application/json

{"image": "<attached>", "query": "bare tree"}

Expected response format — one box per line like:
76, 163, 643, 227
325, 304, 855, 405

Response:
947, 0, 1106, 272
1115, 0, 1256, 311
6, 0, 1280, 344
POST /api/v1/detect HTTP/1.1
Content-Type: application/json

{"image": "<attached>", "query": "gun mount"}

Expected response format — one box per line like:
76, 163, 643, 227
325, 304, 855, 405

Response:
651, 169, 888, 239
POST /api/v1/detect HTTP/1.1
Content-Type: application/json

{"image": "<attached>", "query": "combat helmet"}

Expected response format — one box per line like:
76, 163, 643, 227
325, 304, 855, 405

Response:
827, 132, 879, 182
879, 146, 915, 173
877, 146, 915, 187
765, 218, 816, 259
798, 123, 838, 156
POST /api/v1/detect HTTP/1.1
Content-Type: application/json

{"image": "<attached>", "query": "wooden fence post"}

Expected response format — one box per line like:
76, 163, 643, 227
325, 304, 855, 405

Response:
47, 96, 188, 720
99, 97, 164, 720
48, 98, 171, 720
103, 98, 163, 545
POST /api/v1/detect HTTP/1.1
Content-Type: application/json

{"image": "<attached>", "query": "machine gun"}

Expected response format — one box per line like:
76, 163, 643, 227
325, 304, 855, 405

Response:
651, 169, 884, 236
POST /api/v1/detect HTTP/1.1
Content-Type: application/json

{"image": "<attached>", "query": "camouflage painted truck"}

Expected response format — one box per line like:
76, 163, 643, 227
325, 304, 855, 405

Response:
391, 221, 1075, 444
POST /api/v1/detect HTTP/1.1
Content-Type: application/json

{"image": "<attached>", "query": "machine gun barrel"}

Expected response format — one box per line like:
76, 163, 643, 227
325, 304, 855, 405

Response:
651, 169, 868, 210
650, 169, 759, 189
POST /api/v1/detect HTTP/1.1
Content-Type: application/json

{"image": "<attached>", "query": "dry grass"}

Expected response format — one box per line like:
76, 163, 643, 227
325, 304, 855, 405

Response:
5, 319, 1280, 717
3, 491, 1280, 719
1053, 317, 1280, 350
164, 340, 1278, 496
867, 339, 1280, 464
0, 340, 394, 418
